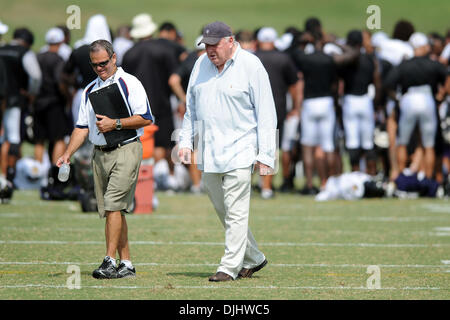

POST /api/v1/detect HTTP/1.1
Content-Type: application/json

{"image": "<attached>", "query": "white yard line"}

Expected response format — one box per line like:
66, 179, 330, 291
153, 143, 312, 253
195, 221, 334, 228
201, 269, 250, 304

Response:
0, 226, 381, 235
0, 261, 448, 269
2, 226, 450, 237
0, 284, 444, 291
430, 233, 450, 237
357, 217, 450, 222
435, 227, 450, 231
428, 227, 450, 237
2, 213, 450, 222
1, 240, 448, 248
1, 227, 101, 232
420, 204, 450, 213
0, 213, 22, 218
2, 226, 449, 238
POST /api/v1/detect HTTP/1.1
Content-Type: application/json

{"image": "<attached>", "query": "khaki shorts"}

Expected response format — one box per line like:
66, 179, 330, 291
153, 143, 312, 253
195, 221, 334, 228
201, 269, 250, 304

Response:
92, 140, 143, 218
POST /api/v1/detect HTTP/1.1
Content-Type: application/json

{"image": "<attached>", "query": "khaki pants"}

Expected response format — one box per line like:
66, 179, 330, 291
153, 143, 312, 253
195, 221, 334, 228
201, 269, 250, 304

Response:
92, 141, 143, 218
202, 166, 266, 279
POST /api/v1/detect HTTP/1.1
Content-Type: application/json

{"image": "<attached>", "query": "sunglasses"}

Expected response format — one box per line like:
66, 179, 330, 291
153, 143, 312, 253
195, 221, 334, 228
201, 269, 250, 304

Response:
90, 57, 111, 68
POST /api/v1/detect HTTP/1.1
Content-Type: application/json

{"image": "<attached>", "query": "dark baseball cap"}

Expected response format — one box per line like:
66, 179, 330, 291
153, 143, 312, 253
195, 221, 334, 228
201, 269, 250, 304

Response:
198, 21, 233, 45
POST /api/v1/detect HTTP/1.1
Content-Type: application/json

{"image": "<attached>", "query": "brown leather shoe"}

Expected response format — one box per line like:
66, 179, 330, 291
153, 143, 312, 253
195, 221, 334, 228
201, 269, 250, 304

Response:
238, 259, 268, 278
208, 271, 233, 282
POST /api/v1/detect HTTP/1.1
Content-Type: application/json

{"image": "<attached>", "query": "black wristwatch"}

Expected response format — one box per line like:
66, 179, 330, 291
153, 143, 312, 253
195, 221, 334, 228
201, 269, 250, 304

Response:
116, 119, 122, 130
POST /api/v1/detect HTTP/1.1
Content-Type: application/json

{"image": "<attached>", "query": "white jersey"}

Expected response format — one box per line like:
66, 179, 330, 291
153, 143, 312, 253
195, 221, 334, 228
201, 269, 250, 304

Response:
315, 172, 371, 201
113, 37, 133, 66
440, 43, 450, 61
377, 39, 413, 66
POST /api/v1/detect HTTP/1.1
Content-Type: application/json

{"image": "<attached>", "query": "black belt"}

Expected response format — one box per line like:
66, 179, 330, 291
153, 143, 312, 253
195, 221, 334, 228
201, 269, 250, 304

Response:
95, 137, 139, 152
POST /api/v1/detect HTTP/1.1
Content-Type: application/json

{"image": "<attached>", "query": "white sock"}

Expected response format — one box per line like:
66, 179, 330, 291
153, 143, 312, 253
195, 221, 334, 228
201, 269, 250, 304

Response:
105, 256, 116, 267
120, 260, 133, 269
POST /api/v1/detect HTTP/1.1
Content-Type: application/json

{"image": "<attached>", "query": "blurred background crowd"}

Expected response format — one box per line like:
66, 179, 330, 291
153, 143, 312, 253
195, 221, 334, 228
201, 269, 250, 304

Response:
0, 12, 449, 205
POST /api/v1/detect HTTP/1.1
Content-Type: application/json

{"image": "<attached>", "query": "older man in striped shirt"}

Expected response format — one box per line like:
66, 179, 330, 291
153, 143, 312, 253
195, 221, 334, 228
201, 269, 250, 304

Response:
178, 21, 277, 282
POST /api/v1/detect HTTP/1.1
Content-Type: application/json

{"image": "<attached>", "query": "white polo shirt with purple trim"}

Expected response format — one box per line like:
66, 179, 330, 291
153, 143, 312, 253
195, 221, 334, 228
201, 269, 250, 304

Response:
76, 67, 154, 146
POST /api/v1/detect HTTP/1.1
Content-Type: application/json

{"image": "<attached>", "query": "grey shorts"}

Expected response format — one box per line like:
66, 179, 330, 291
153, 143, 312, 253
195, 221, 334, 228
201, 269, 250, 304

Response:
92, 140, 143, 218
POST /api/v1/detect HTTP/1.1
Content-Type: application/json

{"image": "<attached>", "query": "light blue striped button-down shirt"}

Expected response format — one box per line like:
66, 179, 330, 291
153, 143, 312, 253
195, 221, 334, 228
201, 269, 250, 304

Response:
179, 43, 277, 173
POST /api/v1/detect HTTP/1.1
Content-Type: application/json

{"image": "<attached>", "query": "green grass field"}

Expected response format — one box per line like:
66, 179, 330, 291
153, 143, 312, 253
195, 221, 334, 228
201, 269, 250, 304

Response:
0, 190, 449, 299
0, 0, 449, 301
0, 0, 449, 51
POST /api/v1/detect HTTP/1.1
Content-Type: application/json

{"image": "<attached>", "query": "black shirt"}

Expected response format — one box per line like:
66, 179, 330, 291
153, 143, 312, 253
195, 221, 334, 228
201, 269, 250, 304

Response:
0, 44, 28, 108
156, 38, 186, 64
174, 51, 199, 92
122, 39, 178, 117
255, 49, 298, 120
339, 53, 375, 96
292, 49, 337, 99
384, 56, 447, 95
0, 58, 7, 99
34, 51, 66, 111
63, 44, 97, 89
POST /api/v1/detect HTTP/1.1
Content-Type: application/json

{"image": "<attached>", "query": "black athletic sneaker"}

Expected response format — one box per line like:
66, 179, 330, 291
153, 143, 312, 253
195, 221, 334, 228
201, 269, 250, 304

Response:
117, 262, 136, 278
92, 257, 118, 279
300, 186, 319, 195
279, 179, 294, 193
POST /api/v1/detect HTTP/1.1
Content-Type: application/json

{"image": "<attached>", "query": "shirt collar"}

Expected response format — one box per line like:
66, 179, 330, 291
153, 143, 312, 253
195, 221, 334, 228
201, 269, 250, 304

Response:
226, 42, 241, 65
97, 66, 123, 86
231, 42, 241, 61
218, 42, 241, 73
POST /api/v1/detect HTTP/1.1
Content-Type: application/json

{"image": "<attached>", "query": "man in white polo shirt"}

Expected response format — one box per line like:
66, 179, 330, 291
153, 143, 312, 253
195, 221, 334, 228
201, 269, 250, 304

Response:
57, 40, 154, 279
178, 21, 277, 281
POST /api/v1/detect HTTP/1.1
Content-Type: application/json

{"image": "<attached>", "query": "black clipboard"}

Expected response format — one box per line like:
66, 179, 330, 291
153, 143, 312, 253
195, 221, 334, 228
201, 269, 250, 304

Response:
88, 82, 137, 146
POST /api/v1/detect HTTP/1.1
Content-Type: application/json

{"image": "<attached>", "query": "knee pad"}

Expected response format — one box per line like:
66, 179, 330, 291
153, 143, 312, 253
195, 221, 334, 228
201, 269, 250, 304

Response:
348, 148, 361, 167
8, 143, 20, 157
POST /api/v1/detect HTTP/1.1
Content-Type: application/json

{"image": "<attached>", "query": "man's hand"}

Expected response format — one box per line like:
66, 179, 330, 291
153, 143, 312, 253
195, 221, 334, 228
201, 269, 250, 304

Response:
178, 147, 192, 164
176, 102, 186, 119
255, 161, 273, 176
96, 114, 116, 133
56, 153, 71, 168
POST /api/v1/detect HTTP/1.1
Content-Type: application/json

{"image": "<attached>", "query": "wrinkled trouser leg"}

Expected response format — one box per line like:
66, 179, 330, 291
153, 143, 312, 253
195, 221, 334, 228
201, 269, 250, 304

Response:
202, 167, 265, 279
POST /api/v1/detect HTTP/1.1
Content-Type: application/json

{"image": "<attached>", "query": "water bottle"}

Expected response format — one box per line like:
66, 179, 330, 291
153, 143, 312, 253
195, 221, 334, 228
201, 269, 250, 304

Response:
58, 163, 70, 182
